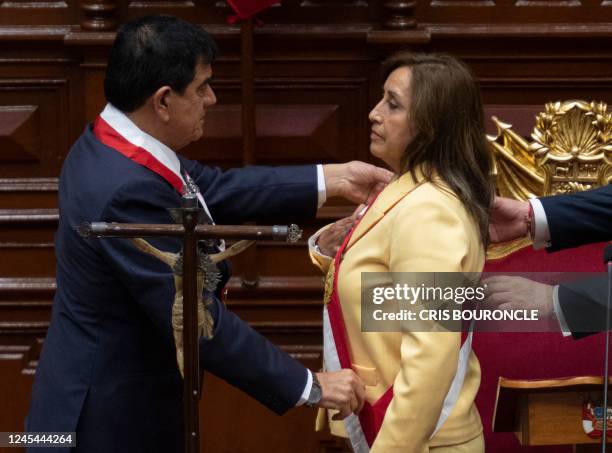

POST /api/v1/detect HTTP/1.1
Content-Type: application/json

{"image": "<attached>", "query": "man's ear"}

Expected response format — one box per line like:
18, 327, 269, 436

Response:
152, 86, 172, 122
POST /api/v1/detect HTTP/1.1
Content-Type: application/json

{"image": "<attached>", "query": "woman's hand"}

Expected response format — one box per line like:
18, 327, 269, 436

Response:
317, 217, 355, 256
316, 205, 365, 256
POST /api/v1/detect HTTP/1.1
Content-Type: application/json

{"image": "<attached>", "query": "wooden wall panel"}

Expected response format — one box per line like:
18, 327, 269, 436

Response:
0, 2, 611, 452
0, 105, 40, 162
0, 1, 77, 26
0, 277, 51, 452
0, 76, 71, 177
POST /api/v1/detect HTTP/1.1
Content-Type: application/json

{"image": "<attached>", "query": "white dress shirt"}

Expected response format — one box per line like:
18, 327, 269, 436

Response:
528, 198, 572, 336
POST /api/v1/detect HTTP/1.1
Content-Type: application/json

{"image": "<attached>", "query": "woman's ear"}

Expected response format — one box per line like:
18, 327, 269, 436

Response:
152, 86, 172, 122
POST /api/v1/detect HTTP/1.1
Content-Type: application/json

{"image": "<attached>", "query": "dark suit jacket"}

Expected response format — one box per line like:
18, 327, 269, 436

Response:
539, 185, 611, 337
557, 275, 609, 339
540, 184, 611, 252
26, 125, 318, 452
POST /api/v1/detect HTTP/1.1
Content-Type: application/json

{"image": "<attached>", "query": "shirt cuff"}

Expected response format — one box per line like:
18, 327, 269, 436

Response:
296, 369, 313, 406
553, 285, 572, 337
529, 198, 551, 250
308, 230, 333, 259
316, 164, 327, 208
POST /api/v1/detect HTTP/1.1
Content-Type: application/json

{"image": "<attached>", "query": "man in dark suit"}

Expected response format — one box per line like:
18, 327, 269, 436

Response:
25, 15, 392, 452
486, 186, 611, 337
489, 184, 611, 251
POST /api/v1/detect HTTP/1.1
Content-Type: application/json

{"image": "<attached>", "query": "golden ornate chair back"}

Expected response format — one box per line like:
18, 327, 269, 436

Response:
487, 100, 611, 258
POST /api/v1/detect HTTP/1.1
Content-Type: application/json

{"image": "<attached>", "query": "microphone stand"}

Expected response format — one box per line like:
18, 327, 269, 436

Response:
603, 244, 612, 452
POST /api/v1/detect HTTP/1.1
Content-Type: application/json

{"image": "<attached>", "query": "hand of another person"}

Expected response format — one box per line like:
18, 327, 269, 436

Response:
483, 276, 554, 318
323, 161, 393, 205
488, 197, 531, 243
315, 369, 365, 420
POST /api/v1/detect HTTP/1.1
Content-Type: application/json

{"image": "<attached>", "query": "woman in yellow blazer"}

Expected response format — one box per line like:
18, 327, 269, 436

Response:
310, 53, 493, 452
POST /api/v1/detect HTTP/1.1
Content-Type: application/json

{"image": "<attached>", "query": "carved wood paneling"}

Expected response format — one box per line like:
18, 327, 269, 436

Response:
484, 105, 550, 137
0, 0, 67, 5
183, 104, 340, 166
0, 178, 58, 209
430, 0, 495, 6
382, 1, 417, 29
80, 0, 117, 31
515, 0, 580, 5
0, 1, 74, 26
300, 0, 368, 6
200, 373, 326, 453
0, 79, 70, 178
0, 105, 39, 162
0, 344, 37, 444
1, 0, 611, 27
127, 0, 195, 7
0, 277, 54, 341
172, 75, 370, 166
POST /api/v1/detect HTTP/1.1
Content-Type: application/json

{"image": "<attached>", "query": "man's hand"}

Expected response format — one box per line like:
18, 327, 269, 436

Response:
483, 276, 554, 318
323, 161, 393, 205
489, 197, 531, 243
315, 369, 365, 420
316, 205, 364, 256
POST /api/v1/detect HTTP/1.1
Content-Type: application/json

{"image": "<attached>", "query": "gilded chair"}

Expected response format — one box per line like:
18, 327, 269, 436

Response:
475, 100, 611, 453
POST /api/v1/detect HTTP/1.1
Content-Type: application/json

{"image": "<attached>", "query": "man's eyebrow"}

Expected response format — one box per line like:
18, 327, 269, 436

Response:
199, 76, 213, 88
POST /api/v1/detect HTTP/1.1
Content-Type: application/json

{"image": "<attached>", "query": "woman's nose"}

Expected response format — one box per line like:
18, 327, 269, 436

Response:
369, 106, 380, 123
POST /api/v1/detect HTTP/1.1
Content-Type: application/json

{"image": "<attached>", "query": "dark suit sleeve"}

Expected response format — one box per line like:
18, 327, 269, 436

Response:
99, 179, 308, 414
180, 157, 319, 224
557, 275, 610, 339
540, 185, 612, 252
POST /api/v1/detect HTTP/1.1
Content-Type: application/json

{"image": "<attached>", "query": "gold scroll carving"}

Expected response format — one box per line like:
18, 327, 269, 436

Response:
487, 100, 611, 259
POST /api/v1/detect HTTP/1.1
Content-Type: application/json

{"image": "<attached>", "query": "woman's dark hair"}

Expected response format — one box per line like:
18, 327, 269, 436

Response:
382, 52, 494, 247
104, 15, 218, 113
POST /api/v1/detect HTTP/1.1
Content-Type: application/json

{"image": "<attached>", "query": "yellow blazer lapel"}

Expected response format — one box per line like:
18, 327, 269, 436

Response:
346, 171, 426, 251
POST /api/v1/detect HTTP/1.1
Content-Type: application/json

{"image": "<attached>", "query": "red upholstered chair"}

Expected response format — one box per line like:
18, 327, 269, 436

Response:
475, 101, 611, 452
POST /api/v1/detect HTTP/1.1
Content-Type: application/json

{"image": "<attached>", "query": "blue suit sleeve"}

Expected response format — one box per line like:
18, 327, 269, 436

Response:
99, 179, 308, 414
180, 158, 319, 224
558, 275, 609, 339
201, 297, 308, 414
541, 184, 612, 252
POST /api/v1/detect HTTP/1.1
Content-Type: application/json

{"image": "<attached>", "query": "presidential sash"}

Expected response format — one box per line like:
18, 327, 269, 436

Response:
92, 103, 217, 225
322, 194, 473, 451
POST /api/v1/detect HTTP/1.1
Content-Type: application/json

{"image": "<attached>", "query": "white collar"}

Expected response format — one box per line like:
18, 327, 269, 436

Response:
99, 103, 217, 227
100, 103, 184, 184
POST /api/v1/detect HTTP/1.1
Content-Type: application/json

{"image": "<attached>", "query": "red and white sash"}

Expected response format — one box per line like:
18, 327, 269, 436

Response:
93, 103, 216, 225
322, 196, 473, 452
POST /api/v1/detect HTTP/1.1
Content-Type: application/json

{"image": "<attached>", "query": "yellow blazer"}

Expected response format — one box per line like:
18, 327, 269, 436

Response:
311, 170, 485, 453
